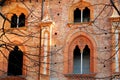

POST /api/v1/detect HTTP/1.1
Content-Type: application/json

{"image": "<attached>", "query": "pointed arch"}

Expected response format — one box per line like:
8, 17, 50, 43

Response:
64, 31, 97, 74
73, 45, 81, 73
5, 5, 28, 29
83, 7, 90, 22
69, 1, 93, 23
19, 13, 25, 27
7, 46, 23, 76
83, 45, 90, 74
74, 8, 81, 22
11, 14, 17, 28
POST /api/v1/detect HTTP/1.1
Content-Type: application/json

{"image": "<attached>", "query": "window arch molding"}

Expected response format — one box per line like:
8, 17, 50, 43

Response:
4, 5, 28, 29
64, 31, 97, 74
2, 40, 27, 76
69, 1, 94, 23
9, 5, 28, 17
7, 41, 27, 76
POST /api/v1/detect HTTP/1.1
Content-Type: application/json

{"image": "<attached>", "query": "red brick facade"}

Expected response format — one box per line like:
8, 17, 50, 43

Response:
0, 0, 119, 80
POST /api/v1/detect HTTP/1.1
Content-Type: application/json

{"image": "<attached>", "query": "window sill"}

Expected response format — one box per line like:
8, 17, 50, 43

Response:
0, 75, 26, 80
109, 16, 120, 22
4, 26, 27, 31
64, 73, 96, 79
67, 22, 92, 28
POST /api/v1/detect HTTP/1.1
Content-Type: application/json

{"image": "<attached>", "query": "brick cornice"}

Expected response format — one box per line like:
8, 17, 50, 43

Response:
40, 21, 54, 27
109, 17, 120, 22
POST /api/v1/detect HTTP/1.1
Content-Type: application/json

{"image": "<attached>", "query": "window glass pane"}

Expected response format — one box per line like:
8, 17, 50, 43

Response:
19, 13, 25, 27
83, 45, 90, 74
73, 45, 81, 73
11, 14, 17, 28
83, 7, 90, 22
74, 8, 81, 22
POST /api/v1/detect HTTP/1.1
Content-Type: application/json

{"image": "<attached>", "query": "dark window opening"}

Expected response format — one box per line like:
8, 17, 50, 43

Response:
7, 46, 23, 76
19, 13, 25, 27
83, 45, 90, 74
83, 7, 90, 22
74, 8, 81, 22
11, 13, 25, 28
73, 45, 81, 73
11, 14, 17, 28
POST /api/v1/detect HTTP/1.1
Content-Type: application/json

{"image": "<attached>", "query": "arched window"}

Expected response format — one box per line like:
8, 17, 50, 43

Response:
7, 46, 23, 76
64, 34, 96, 79
69, 1, 93, 23
83, 7, 90, 22
11, 14, 17, 28
73, 45, 81, 73
73, 45, 90, 74
19, 13, 25, 27
10, 13, 25, 28
74, 7, 90, 23
83, 45, 90, 74
74, 8, 81, 22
